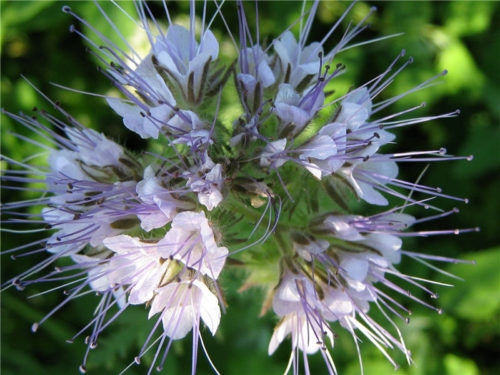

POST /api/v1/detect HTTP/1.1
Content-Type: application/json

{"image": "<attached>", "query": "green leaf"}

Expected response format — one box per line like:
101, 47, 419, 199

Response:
439, 247, 500, 321
444, 354, 479, 375
437, 38, 484, 96
445, 2, 495, 37
454, 125, 500, 179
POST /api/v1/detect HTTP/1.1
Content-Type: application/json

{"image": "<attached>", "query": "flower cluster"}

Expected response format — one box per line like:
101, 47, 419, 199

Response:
1, 1, 477, 374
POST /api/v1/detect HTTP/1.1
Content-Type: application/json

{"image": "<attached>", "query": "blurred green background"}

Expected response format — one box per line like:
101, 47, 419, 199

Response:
1, 1, 499, 374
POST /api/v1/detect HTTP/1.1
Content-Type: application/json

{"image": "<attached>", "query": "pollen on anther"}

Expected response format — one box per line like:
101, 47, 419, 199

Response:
31, 322, 39, 332
79, 365, 87, 374
134, 356, 141, 365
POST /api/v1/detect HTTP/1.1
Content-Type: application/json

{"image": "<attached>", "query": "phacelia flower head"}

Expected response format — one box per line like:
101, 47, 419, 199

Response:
1, 1, 479, 374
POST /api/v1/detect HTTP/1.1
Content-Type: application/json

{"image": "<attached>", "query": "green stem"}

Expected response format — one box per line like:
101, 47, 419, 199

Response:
274, 229, 293, 256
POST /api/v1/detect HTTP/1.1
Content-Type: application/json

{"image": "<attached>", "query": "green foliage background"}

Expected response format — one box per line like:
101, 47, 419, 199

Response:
1, 1, 499, 374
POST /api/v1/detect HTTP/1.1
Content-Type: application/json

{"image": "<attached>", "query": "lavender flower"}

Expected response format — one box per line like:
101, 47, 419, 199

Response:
1, 1, 479, 374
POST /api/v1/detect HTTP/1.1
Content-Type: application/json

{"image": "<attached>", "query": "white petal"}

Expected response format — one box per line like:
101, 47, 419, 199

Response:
358, 180, 389, 206
340, 256, 369, 281
138, 210, 170, 232
257, 59, 275, 88
150, 104, 174, 124
268, 316, 293, 355
338, 102, 370, 130
103, 234, 141, 255
199, 30, 219, 60
275, 103, 310, 128
323, 288, 354, 318
129, 266, 162, 305
165, 25, 191, 63
107, 98, 158, 139
48, 150, 87, 181
135, 54, 176, 103
299, 135, 336, 160
324, 215, 364, 241
196, 280, 221, 335
275, 83, 301, 105
157, 50, 182, 77
162, 305, 195, 340
362, 233, 402, 264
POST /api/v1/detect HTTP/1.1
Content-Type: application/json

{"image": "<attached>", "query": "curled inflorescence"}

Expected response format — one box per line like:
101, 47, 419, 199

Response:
1, 1, 478, 374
